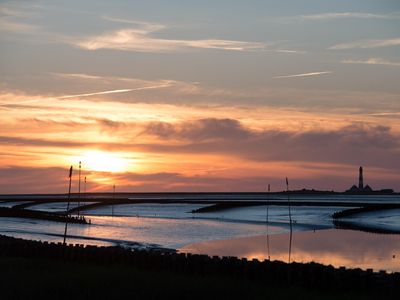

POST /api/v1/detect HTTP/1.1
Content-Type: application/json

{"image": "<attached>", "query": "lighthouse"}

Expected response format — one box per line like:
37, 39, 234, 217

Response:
346, 166, 372, 193
358, 166, 364, 190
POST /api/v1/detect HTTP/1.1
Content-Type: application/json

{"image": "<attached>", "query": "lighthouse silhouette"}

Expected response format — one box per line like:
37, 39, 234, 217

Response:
346, 166, 372, 193
358, 166, 364, 190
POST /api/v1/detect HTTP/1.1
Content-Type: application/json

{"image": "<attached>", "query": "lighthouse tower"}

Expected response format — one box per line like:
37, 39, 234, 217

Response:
358, 166, 364, 190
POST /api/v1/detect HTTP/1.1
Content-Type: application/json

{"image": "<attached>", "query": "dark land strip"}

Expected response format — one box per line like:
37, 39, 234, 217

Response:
0, 234, 398, 300
0, 207, 88, 224
332, 205, 400, 219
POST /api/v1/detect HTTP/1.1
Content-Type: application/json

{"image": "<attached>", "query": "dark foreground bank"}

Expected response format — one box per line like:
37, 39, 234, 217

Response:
0, 235, 398, 300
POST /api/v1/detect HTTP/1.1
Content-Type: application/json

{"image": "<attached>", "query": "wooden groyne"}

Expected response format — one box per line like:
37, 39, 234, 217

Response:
332, 204, 400, 219
0, 234, 399, 294
192, 200, 364, 214
0, 207, 88, 224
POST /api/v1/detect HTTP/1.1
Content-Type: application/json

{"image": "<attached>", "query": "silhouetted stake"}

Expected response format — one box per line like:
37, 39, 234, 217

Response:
84, 176, 87, 200
78, 161, 81, 217
286, 177, 293, 264
112, 184, 115, 217
63, 165, 73, 245
266, 184, 271, 260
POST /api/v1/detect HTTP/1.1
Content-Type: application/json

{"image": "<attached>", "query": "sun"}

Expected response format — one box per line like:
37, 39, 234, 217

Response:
76, 151, 129, 172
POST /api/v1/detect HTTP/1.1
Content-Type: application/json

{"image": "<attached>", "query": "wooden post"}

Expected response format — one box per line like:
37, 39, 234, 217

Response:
266, 184, 271, 260
112, 184, 115, 217
286, 177, 292, 264
63, 166, 73, 245
78, 161, 81, 217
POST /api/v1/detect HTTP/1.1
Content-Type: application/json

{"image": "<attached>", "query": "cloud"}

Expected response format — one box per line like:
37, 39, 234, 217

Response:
102, 15, 166, 30
5, 117, 400, 171
69, 18, 266, 53
300, 12, 400, 21
142, 119, 400, 170
57, 84, 173, 99
0, 166, 286, 193
51, 73, 200, 99
273, 71, 332, 79
1, 118, 399, 192
0, 3, 39, 33
73, 28, 265, 52
52, 72, 184, 86
341, 58, 400, 67
0, 135, 88, 148
143, 118, 250, 141
330, 38, 400, 49
0, 166, 69, 193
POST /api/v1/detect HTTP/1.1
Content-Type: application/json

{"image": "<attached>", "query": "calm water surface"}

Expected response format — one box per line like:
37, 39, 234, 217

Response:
180, 229, 400, 272
1, 197, 400, 272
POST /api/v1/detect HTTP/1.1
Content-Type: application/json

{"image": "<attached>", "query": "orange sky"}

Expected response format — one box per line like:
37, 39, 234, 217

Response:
1, 1, 399, 193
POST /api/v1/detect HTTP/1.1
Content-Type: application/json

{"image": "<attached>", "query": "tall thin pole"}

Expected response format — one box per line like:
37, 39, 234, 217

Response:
266, 183, 271, 260
286, 177, 293, 263
77, 161, 81, 217
112, 184, 115, 217
286, 177, 292, 222
63, 166, 73, 245
84, 176, 87, 199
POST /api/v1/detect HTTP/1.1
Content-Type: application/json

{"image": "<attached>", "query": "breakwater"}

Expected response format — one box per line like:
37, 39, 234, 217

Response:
332, 204, 400, 219
0, 207, 88, 224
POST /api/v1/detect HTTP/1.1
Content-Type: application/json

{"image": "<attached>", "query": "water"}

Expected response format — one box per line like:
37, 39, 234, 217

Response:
0, 193, 400, 271
0, 201, 33, 208
29, 201, 96, 213
180, 229, 400, 272
0, 214, 286, 249
343, 208, 400, 232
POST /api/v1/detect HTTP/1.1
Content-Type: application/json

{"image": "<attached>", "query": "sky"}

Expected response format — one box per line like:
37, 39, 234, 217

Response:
0, 0, 400, 193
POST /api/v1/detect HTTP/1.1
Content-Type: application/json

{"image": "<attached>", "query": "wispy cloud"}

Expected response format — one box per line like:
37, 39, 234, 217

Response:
300, 12, 400, 21
67, 18, 265, 53
0, 18, 38, 33
52, 72, 200, 96
0, 2, 40, 33
0, 3, 39, 33
58, 84, 172, 99
273, 71, 332, 79
342, 58, 400, 67
73, 25, 266, 52
330, 38, 400, 49
102, 15, 166, 30
100, 16, 305, 54
52, 72, 174, 84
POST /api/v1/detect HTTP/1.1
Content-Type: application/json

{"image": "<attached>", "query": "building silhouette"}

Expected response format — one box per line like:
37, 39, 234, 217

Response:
346, 166, 373, 193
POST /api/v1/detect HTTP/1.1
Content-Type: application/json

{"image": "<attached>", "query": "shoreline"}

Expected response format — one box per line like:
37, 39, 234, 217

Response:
0, 234, 399, 299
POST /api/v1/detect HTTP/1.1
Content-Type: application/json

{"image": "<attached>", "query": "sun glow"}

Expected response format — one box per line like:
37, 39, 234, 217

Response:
75, 151, 129, 172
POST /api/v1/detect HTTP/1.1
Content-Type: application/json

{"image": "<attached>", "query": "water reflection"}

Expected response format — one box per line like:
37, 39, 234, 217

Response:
180, 229, 400, 272
0, 215, 287, 249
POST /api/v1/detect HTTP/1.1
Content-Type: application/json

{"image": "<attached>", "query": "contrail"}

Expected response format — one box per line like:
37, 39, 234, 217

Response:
57, 84, 171, 99
273, 71, 332, 79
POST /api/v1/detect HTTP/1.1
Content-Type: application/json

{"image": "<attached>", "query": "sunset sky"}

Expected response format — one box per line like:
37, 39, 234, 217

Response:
1, 0, 399, 193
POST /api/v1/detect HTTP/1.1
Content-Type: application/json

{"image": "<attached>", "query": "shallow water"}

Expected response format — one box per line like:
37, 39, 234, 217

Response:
344, 208, 400, 232
1, 197, 400, 272
29, 201, 95, 212
0, 213, 287, 249
180, 229, 400, 272
0, 201, 33, 208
